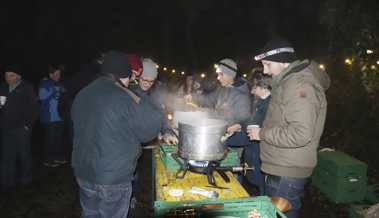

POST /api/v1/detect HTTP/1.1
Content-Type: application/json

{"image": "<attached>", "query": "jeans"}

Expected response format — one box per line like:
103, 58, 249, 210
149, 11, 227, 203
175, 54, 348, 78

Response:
0, 127, 32, 191
76, 178, 133, 218
265, 174, 308, 218
44, 121, 65, 162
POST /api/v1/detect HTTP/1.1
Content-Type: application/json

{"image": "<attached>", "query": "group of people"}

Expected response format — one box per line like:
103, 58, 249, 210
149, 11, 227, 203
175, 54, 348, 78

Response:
184, 38, 330, 218
0, 36, 330, 218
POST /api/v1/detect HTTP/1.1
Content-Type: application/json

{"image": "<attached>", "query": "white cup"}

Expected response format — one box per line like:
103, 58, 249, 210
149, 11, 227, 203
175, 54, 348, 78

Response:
0, 96, 7, 106
247, 124, 260, 130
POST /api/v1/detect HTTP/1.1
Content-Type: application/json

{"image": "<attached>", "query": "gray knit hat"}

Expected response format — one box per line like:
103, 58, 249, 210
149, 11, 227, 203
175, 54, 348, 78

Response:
141, 58, 158, 79
216, 58, 237, 78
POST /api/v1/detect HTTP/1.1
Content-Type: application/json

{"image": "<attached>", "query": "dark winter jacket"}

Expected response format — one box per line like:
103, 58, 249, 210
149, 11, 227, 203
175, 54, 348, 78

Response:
58, 61, 102, 120
249, 96, 271, 127
193, 77, 251, 125
0, 80, 39, 129
71, 76, 163, 185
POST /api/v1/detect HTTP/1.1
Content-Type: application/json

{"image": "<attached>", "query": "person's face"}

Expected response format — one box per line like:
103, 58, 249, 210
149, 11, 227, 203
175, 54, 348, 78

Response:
49, 69, 61, 81
251, 86, 266, 97
262, 60, 287, 76
139, 76, 155, 91
217, 72, 234, 87
5, 72, 19, 85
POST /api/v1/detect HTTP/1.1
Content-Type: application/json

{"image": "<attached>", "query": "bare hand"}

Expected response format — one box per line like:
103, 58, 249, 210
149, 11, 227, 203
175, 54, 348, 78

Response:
247, 127, 261, 140
184, 94, 193, 103
163, 133, 178, 145
226, 124, 241, 134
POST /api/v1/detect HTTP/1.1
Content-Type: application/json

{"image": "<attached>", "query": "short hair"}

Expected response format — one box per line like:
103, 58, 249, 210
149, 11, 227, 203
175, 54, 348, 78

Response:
249, 69, 272, 90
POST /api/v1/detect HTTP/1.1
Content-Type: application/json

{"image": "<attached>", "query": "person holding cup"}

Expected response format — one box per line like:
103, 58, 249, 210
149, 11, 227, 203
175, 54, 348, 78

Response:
248, 37, 330, 218
0, 65, 39, 191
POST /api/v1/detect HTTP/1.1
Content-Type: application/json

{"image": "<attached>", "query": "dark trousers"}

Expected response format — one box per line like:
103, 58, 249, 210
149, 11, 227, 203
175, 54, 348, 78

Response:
44, 121, 65, 162
76, 178, 133, 218
265, 174, 308, 218
244, 141, 265, 195
1, 127, 32, 191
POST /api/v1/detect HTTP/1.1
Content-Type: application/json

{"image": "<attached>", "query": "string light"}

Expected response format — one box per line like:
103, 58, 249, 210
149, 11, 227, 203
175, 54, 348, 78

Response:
243, 74, 247, 78
200, 73, 206, 78
371, 65, 377, 70
345, 58, 352, 65
319, 64, 325, 70
172, 69, 176, 73
155, 64, 159, 69
376, 60, 379, 65
181, 71, 185, 75
163, 67, 167, 71
366, 49, 374, 54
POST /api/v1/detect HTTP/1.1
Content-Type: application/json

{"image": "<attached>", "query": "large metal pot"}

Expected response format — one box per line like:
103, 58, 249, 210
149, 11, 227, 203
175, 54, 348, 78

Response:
178, 118, 228, 161
172, 110, 209, 129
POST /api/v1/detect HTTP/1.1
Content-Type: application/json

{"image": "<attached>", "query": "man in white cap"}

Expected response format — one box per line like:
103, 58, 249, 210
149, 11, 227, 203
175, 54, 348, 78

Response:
248, 37, 330, 218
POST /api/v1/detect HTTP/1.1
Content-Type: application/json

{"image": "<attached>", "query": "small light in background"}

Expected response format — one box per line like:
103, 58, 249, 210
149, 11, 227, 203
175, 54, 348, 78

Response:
155, 64, 159, 69
167, 113, 173, 120
181, 71, 185, 75
319, 64, 325, 70
163, 67, 167, 71
376, 60, 379, 65
172, 69, 176, 73
200, 73, 206, 78
214, 64, 218, 69
366, 49, 374, 54
345, 58, 352, 65
243, 74, 247, 78
371, 65, 377, 70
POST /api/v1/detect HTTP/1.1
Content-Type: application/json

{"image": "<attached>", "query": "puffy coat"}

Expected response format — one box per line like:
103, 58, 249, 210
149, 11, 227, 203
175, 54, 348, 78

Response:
260, 60, 330, 178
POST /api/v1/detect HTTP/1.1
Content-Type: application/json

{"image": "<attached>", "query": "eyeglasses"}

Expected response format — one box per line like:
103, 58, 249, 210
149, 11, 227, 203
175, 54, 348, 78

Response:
140, 78, 155, 84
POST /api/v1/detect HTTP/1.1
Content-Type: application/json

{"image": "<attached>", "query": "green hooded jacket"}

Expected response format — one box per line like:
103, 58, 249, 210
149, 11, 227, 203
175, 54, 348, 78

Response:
260, 60, 330, 178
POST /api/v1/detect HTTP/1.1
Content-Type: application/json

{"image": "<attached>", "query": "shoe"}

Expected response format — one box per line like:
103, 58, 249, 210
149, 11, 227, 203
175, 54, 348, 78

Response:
54, 160, 68, 165
44, 161, 59, 167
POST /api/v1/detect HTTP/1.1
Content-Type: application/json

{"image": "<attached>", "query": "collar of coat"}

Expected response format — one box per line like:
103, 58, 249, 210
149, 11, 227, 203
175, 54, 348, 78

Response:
271, 59, 310, 90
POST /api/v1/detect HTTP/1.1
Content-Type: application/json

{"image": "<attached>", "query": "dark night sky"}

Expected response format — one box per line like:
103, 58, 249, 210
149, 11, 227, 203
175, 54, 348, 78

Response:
0, 0, 323, 80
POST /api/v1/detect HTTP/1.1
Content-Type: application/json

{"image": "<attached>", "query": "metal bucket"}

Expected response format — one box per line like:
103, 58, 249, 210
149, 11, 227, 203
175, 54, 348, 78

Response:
178, 118, 228, 161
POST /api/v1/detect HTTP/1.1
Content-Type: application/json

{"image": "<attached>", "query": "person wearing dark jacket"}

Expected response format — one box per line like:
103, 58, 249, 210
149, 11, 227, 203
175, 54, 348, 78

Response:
0, 65, 39, 191
244, 72, 271, 195
71, 51, 164, 218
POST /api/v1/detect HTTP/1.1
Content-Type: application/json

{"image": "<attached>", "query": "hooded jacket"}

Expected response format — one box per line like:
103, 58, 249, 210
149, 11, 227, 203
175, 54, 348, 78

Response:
260, 60, 330, 178
193, 77, 251, 125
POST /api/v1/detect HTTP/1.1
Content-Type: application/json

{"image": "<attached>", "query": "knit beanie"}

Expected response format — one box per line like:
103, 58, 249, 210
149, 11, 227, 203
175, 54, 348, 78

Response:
127, 54, 143, 76
216, 58, 237, 78
101, 50, 132, 79
254, 38, 297, 63
141, 58, 158, 79
4, 65, 23, 77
